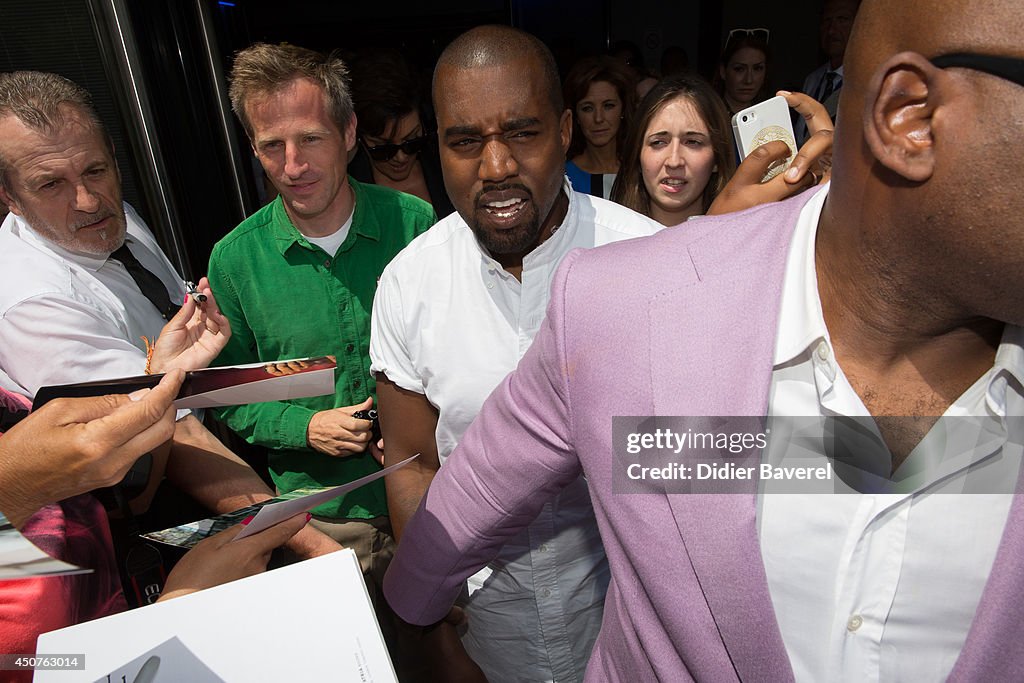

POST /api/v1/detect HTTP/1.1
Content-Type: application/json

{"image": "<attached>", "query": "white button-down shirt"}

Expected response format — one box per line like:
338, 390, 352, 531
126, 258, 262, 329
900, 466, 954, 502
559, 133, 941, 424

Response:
370, 182, 661, 683
760, 185, 1023, 681
0, 203, 186, 399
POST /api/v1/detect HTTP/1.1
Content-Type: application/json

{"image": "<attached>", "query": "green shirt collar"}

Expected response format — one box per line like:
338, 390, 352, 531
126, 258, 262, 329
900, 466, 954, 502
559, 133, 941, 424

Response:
270, 176, 381, 256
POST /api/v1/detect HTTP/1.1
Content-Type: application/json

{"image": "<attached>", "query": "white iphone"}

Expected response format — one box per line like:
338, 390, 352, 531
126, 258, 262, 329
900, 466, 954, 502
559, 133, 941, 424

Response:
731, 95, 797, 181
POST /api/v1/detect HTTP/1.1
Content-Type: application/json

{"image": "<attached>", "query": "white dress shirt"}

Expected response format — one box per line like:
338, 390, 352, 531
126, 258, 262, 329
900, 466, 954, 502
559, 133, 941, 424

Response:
0, 203, 186, 399
370, 182, 661, 683
759, 184, 1022, 681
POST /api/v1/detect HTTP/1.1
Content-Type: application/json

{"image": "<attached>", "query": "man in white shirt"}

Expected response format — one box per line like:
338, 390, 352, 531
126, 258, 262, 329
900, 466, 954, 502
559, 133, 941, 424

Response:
0, 71, 336, 563
369, 26, 660, 683
383, 1, 1024, 679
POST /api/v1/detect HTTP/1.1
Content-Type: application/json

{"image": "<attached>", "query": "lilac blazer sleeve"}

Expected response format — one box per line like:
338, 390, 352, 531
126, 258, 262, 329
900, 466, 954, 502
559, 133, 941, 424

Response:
383, 249, 587, 625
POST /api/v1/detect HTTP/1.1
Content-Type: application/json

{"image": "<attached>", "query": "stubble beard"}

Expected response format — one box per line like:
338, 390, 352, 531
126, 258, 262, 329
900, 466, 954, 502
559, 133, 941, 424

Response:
23, 203, 127, 256
469, 183, 545, 256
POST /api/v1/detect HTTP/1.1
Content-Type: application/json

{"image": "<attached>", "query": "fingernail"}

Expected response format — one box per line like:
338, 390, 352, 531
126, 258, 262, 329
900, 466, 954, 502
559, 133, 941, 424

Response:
778, 89, 792, 95
305, 512, 312, 523
785, 166, 800, 181
241, 515, 254, 526
128, 388, 150, 402
183, 294, 189, 304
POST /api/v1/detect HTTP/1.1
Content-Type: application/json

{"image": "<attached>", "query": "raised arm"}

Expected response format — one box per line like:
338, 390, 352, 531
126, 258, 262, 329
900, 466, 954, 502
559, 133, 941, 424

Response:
708, 90, 833, 215
148, 276, 231, 374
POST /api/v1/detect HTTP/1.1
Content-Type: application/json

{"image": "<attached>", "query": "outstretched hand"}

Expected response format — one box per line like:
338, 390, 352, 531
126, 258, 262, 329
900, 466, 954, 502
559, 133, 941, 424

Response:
708, 91, 833, 216
149, 276, 231, 374
0, 370, 183, 527
158, 511, 311, 601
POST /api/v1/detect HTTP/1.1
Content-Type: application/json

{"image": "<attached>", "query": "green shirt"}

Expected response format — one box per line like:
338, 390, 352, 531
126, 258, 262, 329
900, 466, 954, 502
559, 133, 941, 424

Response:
208, 178, 435, 518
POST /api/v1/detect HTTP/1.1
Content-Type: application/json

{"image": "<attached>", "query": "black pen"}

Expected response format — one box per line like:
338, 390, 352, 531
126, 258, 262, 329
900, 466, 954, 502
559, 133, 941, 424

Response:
184, 280, 208, 303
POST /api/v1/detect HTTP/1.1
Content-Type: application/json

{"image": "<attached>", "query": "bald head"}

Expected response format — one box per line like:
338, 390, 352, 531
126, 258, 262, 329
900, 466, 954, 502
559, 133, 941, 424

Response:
838, 0, 1022, 125
433, 25, 563, 116
832, 0, 1023, 180
820, 0, 1024, 327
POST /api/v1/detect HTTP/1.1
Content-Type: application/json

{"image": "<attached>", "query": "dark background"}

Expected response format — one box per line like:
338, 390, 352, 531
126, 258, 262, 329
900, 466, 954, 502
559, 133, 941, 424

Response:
0, 0, 825, 278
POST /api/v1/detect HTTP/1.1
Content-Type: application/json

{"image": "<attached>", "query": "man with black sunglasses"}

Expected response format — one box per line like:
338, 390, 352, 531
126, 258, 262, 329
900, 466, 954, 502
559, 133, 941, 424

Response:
384, 1, 1024, 679
207, 42, 435, 678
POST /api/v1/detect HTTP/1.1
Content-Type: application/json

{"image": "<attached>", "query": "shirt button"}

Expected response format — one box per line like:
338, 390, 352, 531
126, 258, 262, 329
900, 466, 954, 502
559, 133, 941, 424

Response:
815, 341, 830, 361
346, 343, 354, 353
353, 378, 362, 388
847, 614, 863, 632
339, 301, 347, 311
486, 282, 494, 289
324, 258, 331, 268
540, 588, 551, 598
538, 544, 548, 553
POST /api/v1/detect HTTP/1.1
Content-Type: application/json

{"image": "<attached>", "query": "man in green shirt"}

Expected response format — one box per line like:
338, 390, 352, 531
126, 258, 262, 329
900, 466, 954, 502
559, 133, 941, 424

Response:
207, 43, 434, 602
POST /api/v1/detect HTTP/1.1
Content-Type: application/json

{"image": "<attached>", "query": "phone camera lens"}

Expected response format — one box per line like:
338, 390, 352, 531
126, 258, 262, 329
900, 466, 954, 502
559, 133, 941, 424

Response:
742, 115, 749, 123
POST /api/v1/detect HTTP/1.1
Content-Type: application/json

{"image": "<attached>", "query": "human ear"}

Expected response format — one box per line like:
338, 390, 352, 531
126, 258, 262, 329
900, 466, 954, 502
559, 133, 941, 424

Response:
0, 184, 21, 217
343, 114, 358, 153
862, 51, 944, 182
559, 108, 572, 155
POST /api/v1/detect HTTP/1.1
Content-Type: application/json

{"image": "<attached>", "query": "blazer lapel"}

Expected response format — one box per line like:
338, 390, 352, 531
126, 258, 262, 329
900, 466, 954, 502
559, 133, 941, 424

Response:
646, 224, 796, 681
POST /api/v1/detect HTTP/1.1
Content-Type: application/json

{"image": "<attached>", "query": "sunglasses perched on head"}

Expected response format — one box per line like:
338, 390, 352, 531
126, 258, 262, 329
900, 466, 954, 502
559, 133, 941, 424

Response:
361, 134, 429, 162
929, 52, 1024, 88
727, 28, 770, 44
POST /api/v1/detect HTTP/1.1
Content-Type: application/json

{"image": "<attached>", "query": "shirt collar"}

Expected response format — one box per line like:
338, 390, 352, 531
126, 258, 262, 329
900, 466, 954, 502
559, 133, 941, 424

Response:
986, 324, 1024, 416
8, 211, 116, 273
273, 176, 372, 255
773, 182, 1024, 417
773, 183, 831, 366
474, 178, 576, 272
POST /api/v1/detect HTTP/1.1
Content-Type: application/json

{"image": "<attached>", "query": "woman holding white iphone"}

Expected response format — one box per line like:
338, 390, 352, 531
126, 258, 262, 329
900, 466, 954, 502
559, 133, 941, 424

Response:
612, 75, 834, 226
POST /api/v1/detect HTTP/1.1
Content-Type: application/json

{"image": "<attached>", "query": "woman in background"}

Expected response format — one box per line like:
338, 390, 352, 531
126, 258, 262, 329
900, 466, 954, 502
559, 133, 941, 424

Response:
715, 29, 771, 117
612, 75, 735, 226
348, 50, 454, 218
562, 55, 635, 200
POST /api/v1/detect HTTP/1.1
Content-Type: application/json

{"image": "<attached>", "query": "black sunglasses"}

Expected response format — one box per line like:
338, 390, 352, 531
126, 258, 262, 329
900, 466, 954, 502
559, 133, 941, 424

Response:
361, 134, 429, 162
930, 52, 1024, 88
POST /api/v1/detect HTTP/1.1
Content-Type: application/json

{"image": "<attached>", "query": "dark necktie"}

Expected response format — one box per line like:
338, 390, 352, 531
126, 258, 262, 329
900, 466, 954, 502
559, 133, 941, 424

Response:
109, 243, 178, 320
819, 71, 840, 104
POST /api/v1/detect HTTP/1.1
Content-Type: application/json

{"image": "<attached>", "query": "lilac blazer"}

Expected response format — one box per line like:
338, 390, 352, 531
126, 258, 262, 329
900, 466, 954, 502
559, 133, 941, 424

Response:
384, 191, 1024, 681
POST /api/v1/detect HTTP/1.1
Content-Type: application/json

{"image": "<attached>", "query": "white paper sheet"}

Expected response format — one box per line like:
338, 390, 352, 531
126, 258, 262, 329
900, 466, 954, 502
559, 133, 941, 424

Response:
232, 453, 419, 541
37, 549, 397, 682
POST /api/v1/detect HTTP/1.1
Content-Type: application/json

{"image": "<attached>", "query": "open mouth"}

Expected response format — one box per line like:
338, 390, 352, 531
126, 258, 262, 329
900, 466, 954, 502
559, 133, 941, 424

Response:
482, 197, 528, 222
660, 178, 688, 194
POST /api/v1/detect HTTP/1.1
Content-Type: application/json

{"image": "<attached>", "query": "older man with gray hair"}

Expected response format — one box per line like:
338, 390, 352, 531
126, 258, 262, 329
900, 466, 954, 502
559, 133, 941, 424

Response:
0, 71, 338, 582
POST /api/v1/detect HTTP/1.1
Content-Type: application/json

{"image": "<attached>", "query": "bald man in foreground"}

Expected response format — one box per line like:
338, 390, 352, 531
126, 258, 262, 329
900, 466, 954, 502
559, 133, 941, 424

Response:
384, 1, 1024, 679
